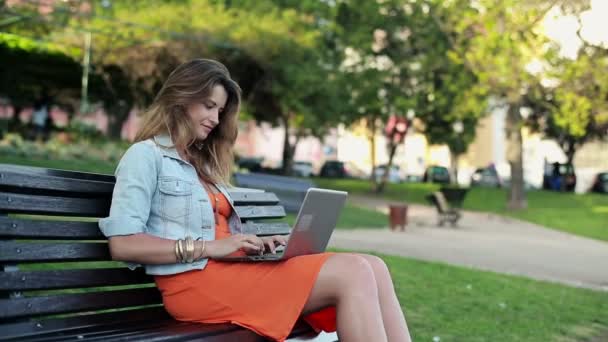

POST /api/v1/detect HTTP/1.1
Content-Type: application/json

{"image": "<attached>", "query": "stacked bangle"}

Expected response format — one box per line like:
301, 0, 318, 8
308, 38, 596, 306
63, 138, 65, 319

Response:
174, 237, 206, 263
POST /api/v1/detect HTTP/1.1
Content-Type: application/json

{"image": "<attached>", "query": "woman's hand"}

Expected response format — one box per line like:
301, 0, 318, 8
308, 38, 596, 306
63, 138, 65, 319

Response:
261, 235, 288, 254
205, 234, 265, 258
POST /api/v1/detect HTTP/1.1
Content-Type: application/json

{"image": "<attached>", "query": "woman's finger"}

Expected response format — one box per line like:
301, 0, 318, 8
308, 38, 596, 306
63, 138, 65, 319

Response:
265, 239, 276, 254
240, 241, 260, 251
275, 235, 288, 245
244, 235, 265, 254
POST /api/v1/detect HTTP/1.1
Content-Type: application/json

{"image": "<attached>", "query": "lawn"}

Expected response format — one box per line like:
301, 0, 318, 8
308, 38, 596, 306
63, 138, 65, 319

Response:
314, 178, 608, 242
376, 252, 608, 342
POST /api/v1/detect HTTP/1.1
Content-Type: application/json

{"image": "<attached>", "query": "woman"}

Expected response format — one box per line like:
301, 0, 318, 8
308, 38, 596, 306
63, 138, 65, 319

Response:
99, 59, 411, 342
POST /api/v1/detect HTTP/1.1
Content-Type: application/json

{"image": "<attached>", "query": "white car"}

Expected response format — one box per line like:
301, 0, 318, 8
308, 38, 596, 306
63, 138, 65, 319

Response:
373, 164, 402, 183
292, 161, 314, 177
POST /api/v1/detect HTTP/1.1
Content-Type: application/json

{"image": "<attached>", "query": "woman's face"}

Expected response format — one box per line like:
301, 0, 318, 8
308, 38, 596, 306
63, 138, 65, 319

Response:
186, 84, 228, 141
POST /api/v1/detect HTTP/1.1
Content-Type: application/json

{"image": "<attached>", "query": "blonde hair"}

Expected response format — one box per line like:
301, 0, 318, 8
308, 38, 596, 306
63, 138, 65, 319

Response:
134, 59, 241, 184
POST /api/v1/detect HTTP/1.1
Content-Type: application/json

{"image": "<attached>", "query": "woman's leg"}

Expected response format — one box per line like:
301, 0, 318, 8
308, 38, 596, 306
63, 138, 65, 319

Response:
301, 254, 387, 342
355, 254, 412, 342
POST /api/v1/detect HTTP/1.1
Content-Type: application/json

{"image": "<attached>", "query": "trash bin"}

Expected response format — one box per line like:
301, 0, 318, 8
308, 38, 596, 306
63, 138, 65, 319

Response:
388, 204, 408, 231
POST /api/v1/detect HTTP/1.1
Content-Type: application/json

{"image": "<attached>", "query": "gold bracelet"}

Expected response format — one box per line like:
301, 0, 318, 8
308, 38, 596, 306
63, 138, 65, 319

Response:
185, 236, 195, 263
174, 240, 180, 263
177, 239, 185, 263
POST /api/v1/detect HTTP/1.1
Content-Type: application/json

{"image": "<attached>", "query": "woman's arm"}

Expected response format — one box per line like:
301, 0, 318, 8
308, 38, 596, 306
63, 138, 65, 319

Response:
108, 233, 267, 263
108, 233, 179, 264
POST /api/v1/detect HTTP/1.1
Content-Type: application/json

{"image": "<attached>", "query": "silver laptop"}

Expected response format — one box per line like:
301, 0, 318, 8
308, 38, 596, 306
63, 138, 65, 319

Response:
218, 188, 348, 262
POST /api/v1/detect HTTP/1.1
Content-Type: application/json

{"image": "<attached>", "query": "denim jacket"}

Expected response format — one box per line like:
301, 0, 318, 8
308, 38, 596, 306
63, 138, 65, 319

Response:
98, 134, 242, 275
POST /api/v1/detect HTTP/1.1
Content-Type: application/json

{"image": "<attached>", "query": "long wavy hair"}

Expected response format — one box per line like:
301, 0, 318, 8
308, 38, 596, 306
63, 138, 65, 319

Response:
134, 59, 241, 184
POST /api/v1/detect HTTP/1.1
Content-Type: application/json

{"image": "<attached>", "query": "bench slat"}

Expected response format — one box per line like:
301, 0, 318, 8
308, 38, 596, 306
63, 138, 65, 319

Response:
229, 191, 279, 205
0, 307, 170, 340
2, 306, 263, 341
0, 192, 110, 217
0, 217, 104, 239
242, 221, 291, 236
0, 288, 162, 320
235, 205, 286, 220
0, 242, 109, 263
0, 169, 114, 196
0, 163, 115, 182
0, 268, 153, 291
79, 321, 265, 342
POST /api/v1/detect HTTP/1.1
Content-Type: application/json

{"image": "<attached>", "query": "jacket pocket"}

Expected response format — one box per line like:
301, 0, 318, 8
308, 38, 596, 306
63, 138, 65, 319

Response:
159, 177, 192, 220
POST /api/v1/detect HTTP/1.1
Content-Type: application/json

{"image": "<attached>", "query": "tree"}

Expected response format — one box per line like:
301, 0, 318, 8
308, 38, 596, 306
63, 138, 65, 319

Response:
434, 0, 587, 209
0, 32, 83, 128
537, 35, 608, 163
331, 0, 488, 192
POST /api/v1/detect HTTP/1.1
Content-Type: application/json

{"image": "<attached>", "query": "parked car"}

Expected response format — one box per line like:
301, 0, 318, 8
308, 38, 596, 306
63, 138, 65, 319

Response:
591, 172, 608, 194
319, 160, 350, 178
373, 164, 402, 183
542, 162, 576, 192
423, 166, 450, 184
292, 161, 314, 177
236, 156, 263, 172
470, 167, 501, 188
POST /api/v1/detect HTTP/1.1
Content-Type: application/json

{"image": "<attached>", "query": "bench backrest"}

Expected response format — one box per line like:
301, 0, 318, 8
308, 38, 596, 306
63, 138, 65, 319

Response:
0, 164, 289, 329
233, 172, 315, 213
438, 187, 468, 208
432, 191, 450, 213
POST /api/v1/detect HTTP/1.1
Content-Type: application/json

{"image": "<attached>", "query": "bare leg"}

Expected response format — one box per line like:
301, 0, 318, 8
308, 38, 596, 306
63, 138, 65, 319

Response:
355, 254, 412, 342
301, 254, 387, 342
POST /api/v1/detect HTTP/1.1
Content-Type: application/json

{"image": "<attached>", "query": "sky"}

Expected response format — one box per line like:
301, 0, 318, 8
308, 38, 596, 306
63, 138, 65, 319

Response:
543, 0, 608, 59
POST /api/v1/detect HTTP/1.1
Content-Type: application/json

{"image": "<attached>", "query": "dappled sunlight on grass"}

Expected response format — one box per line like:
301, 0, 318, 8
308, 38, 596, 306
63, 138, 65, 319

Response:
592, 206, 608, 214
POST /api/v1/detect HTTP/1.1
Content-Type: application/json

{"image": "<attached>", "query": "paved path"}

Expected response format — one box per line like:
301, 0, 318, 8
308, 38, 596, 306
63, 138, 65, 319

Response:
328, 194, 608, 291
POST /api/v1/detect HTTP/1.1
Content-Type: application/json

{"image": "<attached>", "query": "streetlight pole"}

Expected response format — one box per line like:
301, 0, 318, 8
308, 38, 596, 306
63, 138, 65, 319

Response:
79, 31, 91, 114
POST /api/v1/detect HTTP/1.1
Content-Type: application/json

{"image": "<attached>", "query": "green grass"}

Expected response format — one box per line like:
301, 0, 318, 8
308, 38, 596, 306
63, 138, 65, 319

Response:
285, 203, 388, 229
373, 252, 608, 342
314, 178, 608, 242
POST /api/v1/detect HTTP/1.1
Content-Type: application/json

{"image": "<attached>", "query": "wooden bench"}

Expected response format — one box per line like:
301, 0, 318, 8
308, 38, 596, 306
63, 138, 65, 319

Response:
0, 163, 337, 341
233, 172, 315, 214
425, 191, 462, 227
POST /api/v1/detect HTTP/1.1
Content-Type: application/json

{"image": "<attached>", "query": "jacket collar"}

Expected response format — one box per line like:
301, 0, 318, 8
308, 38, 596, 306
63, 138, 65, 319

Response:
152, 134, 182, 161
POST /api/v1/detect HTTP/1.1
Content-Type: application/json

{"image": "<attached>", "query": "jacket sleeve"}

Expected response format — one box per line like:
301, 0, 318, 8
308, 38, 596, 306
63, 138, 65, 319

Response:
99, 142, 158, 237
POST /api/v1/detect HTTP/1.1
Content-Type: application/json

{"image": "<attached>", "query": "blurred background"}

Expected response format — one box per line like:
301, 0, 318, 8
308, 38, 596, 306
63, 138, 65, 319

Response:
1, 1, 607, 341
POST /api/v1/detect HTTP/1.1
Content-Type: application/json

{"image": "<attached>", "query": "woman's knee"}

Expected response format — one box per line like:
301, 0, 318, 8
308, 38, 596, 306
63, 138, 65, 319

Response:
354, 254, 393, 285
324, 254, 378, 298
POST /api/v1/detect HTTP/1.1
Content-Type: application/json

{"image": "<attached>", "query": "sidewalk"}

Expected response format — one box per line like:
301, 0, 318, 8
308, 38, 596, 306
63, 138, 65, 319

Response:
329, 194, 608, 291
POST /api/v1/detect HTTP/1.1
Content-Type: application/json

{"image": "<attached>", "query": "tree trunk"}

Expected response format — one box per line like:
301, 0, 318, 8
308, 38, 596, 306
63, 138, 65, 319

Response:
506, 102, 527, 210
106, 103, 131, 140
376, 142, 398, 193
563, 138, 577, 165
369, 115, 378, 185
280, 114, 296, 176
450, 149, 459, 185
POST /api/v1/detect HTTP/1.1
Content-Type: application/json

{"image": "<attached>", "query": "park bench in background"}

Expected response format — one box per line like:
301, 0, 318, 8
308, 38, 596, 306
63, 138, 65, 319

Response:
425, 187, 468, 227
233, 172, 315, 213
0, 164, 337, 341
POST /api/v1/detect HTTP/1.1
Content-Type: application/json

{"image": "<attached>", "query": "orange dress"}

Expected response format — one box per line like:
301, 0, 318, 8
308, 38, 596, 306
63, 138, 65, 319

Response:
154, 190, 337, 341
